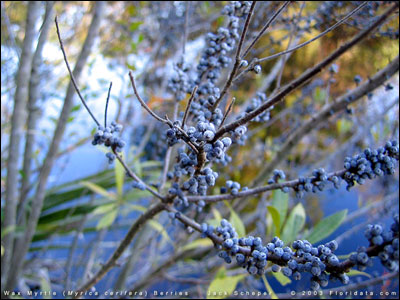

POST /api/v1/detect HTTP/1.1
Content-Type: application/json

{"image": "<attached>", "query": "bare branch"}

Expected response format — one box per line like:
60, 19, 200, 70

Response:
128, 71, 168, 124
113, 150, 165, 202
182, 85, 198, 128
104, 82, 112, 127
241, 1, 291, 59
219, 97, 236, 129
55, 16, 101, 126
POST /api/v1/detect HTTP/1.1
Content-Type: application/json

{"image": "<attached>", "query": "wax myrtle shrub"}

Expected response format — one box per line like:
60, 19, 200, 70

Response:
1, 1, 399, 299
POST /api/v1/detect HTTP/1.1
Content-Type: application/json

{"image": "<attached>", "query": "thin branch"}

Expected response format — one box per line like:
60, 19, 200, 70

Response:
219, 97, 236, 129
55, 16, 100, 126
211, 1, 256, 111
213, 3, 398, 141
241, 1, 291, 59
182, 85, 198, 128
128, 71, 168, 124
187, 169, 348, 204
104, 82, 112, 127
73, 202, 166, 298
112, 150, 165, 202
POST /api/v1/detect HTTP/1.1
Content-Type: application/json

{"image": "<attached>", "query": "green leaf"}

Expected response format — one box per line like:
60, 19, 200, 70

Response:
212, 208, 222, 223
115, 154, 125, 199
96, 209, 117, 229
182, 239, 213, 252
81, 181, 116, 200
207, 267, 245, 299
39, 270, 52, 299
305, 210, 347, 244
272, 272, 291, 286
261, 275, 278, 299
347, 269, 372, 278
281, 203, 306, 244
126, 204, 147, 213
92, 203, 116, 215
129, 21, 143, 31
148, 220, 172, 245
225, 201, 245, 237
71, 104, 81, 113
267, 206, 281, 237
271, 190, 288, 226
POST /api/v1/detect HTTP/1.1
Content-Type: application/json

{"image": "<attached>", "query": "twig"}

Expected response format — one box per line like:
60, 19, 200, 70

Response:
128, 71, 168, 124
55, 16, 100, 127
112, 150, 165, 202
104, 82, 112, 127
213, 3, 398, 141
219, 97, 236, 129
241, 1, 290, 59
182, 86, 198, 128
211, 1, 256, 111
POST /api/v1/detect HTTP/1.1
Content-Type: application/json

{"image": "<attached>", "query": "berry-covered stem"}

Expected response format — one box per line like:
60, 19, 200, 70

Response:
213, 3, 398, 141
212, 1, 256, 111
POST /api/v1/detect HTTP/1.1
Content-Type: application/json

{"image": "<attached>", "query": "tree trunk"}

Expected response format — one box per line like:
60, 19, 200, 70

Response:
6, 1, 106, 291
1, 1, 41, 292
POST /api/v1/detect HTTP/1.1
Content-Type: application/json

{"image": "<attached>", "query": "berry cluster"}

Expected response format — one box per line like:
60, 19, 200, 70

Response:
242, 92, 272, 123
342, 140, 399, 190
91, 121, 125, 163
168, 60, 193, 102
206, 215, 399, 291
220, 180, 248, 195
269, 142, 399, 198
364, 215, 399, 272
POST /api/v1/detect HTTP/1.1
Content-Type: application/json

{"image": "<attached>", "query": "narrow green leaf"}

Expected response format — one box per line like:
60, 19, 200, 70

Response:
96, 209, 117, 229
347, 269, 372, 278
281, 203, 306, 244
305, 210, 347, 244
225, 201, 245, 237
207, 267, 245, 299
39, 271, 52, 299
261, 275, 278, 299
92, 203, 116, 215
148, 220, 172, 245
271, 190, 288, 225
182, 239, 213, 252
115, 154, 125, 199
81, 181, 116, 200
272, 272, 291, 286
267, 206, 281, 237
